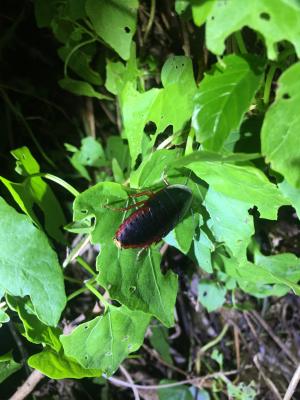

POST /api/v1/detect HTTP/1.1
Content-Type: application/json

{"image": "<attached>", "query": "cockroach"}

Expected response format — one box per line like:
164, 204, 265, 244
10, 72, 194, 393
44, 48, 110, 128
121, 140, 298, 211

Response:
114, 184, 192, 249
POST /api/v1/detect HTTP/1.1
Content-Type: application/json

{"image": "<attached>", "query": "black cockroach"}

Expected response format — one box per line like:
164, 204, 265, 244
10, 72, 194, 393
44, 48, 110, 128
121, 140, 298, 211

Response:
114, 184, 193, 249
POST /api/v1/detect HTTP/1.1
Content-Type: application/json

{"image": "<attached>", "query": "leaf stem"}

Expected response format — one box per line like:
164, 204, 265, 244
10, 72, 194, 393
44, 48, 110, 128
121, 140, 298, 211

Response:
85, 280, 109, 309
67, 277, 96, 301
30, 173, 79, 197
200, 323, 229, 354
234, 31, 247, 54
77, 256, 97, 277
263, 64, 277, 106
64, 39, 96, 78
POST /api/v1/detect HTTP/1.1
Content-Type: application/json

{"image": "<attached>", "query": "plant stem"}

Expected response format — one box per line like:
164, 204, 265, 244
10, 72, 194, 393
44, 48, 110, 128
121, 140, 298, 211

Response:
200, 323, 229, 354
77, 256, 97, 277
234, 31, 247, 54
30, 172, 79, 197
263, 64, 277, 105
64, 38, 96, 78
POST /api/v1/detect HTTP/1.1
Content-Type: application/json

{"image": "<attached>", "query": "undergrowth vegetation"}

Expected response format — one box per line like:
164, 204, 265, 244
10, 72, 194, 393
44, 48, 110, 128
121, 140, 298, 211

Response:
1, 0, 300, 399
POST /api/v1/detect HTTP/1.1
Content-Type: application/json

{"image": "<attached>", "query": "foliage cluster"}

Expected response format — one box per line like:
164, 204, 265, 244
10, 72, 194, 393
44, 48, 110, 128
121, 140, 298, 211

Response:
1, 0, 300, 398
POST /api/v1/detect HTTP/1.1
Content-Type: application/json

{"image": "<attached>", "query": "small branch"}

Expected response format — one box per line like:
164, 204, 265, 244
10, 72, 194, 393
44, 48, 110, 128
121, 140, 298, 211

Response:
143, 0, 156, 44
283, 364, 300, 400
253, 354, 282, 400
250, 311, 299, 366
120, 365, 140, 400
9, 370, 44, 400
106, 368, 243, 391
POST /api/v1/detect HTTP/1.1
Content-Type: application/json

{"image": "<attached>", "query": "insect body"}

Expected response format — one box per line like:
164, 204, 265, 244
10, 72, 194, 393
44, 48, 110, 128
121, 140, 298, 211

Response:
114, 184, 192, 249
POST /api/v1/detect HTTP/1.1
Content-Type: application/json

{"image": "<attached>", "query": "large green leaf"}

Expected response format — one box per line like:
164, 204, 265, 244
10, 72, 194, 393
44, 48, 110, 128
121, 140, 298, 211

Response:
204, 187, 254, 258
61, 305, 150, 375
192, 55, 264, 151
97, 247, 177, 327
28, 348, 101, 379
206, 0, 300, 60
262, 62, 300, 188
0, 147, 66, 242
158, 381, 194, 400
86, 0, 138, 60
0, 197, 66, 326
185, 161, 288, 219
120, 56, 197, 165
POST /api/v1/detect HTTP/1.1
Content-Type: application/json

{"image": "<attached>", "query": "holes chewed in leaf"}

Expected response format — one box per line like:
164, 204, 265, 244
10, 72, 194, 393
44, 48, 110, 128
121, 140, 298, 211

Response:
260, 12, 271, 21
124, 26, 130, 33
143, 121, 157, 136
282, 93, 291, 99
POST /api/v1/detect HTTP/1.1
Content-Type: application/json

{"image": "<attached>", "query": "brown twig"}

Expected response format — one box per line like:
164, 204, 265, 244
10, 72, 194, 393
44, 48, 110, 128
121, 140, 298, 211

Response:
253, 354, 283, 400
283, 364, 300, 400
250, 311, 299, 366
9, 370, 44, 400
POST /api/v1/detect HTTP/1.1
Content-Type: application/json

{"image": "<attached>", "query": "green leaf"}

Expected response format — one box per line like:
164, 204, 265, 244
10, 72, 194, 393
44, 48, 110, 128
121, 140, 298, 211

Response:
278, 180, 300, 218
173, 213, 197, 254
105, 136, 130, 172
130, 149, 181, 188
193, 227, 214, 273
61, 305, 150, 376
169, 150, 261, 169
0, 147, 66, 242
121, 56, 197, 165
185, 161, 288, 219
59, 78, 110, 99
158, 381, 194, 400
28, 348, 101, 379
105, 45, 138, 95
262, 62, 300, 188
86, 0, 138, 60
68, 137, 106, 180
6, 296, 62, 351
223, 254, 300, 297
0, 351, 22, 384
192, 55, 264, 151
198, 281, 226, 312
34, 0, 58, 28
73, 182, 129, 245
191, 0, 217, 27
204, 187, 254, 258
97, 247, 178, 327
206, 0, 300, 60
149, 325, 173, 365
0, 197, 66, 326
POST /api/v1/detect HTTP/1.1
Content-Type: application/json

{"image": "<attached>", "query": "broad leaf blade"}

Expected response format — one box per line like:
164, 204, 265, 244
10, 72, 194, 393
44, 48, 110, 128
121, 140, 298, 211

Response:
206, 0, 300, 60
262, 62, 300, 188
0, 197, 66, 326
61, 305, 150, 376
192, 55, 264, 151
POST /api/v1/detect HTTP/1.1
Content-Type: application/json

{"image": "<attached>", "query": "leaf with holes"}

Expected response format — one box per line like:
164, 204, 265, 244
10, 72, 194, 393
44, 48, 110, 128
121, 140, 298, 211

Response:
0, 197, 66, 326
198, 281, 226, 312
120, 56, 197, 165
204, 187, 254, 258
262, 62, 300, 188
184, 161, 289, 219
61, 305, 150, 376
192, 55, 264, 151
206, 0, 300, 60
86, 0, 138, 60
97, 246, 178, 327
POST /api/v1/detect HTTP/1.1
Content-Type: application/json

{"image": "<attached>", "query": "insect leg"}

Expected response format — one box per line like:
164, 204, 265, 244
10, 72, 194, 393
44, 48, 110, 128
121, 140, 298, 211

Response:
128, 190, 154, 199
105, 199, 147, 211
